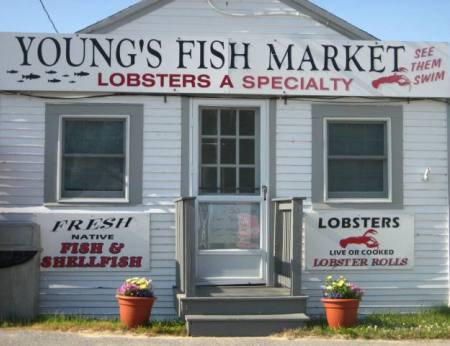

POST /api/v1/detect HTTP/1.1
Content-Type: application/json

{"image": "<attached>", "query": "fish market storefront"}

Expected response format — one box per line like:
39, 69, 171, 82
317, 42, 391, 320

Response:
0, 0, 449, 329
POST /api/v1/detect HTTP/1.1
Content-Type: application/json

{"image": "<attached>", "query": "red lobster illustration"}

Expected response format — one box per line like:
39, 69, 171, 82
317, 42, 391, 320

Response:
371, 67, 411, 90
339, 228, 379, 249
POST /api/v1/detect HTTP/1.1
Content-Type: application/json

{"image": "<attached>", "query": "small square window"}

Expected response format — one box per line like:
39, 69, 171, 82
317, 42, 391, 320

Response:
60, 117, 128, 200
325, 120, 389, 200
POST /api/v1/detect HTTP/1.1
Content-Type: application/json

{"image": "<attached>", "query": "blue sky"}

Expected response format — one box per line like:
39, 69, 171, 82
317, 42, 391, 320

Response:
0, 0, 448, 42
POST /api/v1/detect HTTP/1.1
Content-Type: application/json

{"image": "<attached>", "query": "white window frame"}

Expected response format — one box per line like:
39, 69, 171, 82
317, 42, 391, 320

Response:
323, 117, 392, 204
56, 114, 130, 203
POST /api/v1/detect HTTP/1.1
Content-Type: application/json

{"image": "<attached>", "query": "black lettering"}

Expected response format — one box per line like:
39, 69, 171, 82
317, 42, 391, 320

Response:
343, 45, 365, 71
197, 40, 207, 69
146, 39, 162, 68
64, 37, 86, 67
318, 218, 326, 228
68, 220, 83, 231
322, 44, 340, 71
267, 43, 293, 70
328, 218, 339, 228
342, 217, 351, 228
229, 42, 250, 69
102, 217, 115, 229
210, 40, 225, 69
298, 46, 318, 71
369, 45, 385, 72
16, 36, 35, 66
116, 38, 136, 67
37, 37, 61, 66
386, 45, 406, 72
177, 40, 195, 68
52, 220, 68, 232
90, 38, 113, 67
382, 217, 391, 228
392, 217, 400, 228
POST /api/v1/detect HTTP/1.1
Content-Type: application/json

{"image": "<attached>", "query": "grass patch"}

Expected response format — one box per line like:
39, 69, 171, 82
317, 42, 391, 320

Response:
284, 307, 450, 340
0, 315, 186, 336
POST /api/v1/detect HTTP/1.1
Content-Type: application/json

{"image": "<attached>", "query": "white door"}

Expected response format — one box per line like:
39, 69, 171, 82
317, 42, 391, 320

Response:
191, 99, 269, 285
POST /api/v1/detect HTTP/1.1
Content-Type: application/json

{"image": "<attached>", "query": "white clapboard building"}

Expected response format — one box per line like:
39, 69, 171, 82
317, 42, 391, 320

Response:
0, 0, 449, 336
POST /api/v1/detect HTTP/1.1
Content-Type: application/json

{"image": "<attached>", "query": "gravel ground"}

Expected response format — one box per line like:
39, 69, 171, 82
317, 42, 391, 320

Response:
0, 330, 448, 346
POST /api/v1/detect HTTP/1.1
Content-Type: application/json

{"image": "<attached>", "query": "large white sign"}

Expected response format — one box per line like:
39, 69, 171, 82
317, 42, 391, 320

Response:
305, 212, 414, 270
36, 213, 150, 271
0, 33, 448, 97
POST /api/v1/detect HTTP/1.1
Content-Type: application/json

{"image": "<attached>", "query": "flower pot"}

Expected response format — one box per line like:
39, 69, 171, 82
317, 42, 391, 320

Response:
116, 295, 156, 328
321, 298, 360, 329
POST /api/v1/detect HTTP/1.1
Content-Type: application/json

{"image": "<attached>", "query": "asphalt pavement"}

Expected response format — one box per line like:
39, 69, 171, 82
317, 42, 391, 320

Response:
0, 330, 449, 346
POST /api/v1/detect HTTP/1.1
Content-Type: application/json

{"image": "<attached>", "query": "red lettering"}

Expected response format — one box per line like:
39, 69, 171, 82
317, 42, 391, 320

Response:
129, 256, 143, 268
40, 256, 51, 268
127, 73, 140, 87
97, 72, 108, 86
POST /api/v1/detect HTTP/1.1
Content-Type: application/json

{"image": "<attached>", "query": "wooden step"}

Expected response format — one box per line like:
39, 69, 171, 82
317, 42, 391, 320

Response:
186, 313, 310, 336
178, 294, 308, 316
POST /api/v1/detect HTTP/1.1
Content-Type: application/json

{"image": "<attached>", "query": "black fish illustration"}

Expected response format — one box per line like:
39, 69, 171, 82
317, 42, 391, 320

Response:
62, 74, 69, 77
48, 78, 61, 83
69, 80, 76, 83
46, 70, 57, 74
17, 80, 24, 83
7, 69, 18, 74
22, 73, 40, 80
74, 71, 89, 77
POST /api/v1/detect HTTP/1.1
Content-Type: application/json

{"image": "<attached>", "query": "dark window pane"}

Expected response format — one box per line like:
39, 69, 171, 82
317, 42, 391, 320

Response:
201, 109, 217, 135
328, 159, 385, 194
63, 157, 124, 193
220, 139, 236, 164
328, 123, 385, 156
239, 110, 255, 135
240, 168, 255, 193
201, 138, 217, 164
64, 120, 124, 154
239, 139, 255, 164
221, 167, 236, 193
220, 109, 236, 135
201, 167, 217, 193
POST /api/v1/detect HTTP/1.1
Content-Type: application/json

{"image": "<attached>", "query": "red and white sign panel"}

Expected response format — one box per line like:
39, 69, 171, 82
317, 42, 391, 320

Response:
305, 212, 414, 270
0, 33, 448, 97
36, 213, 150, 271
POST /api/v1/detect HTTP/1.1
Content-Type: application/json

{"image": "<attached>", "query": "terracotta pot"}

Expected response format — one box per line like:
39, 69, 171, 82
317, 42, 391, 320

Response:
116, 295, 156, 328
321, 298, 360, 329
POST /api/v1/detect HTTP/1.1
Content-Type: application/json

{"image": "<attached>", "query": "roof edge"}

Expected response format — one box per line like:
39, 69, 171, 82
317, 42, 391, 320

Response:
78, 0, 378, 41
78, 0, 172, 34
282, 0, 378, 40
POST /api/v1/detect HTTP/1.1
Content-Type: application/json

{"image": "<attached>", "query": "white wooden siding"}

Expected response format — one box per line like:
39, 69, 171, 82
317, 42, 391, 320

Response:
110, 0, 344, 39
275, 99, 449, 315
0, 94, 181, 319
0, 0, 448, 319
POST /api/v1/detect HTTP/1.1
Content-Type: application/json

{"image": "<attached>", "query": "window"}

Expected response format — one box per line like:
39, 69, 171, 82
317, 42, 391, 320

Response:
325, 120, 389, 199
45, 103, 143, 204
199, 107, 260, 194
60, 117, 128, 200
311, 104, 403, 207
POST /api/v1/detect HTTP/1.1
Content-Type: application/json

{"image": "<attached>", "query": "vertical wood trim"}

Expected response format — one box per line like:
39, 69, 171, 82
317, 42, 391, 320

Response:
290, 198, 302, 296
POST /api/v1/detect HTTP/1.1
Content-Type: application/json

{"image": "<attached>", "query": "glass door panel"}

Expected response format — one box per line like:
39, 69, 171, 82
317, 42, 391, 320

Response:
198, 202, 260, 250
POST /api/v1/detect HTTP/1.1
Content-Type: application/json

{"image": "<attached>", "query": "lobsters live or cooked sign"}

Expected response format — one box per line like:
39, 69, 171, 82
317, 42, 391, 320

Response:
305, 212, 414, 270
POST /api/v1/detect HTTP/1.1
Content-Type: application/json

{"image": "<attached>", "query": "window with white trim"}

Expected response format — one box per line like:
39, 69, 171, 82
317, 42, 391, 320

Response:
59, 116, 129, 200
325, 119, 390, 200
44, 103, 143, 205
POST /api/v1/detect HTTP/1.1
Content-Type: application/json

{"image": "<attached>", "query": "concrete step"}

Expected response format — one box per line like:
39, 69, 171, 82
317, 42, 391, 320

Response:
178, 294, 308, 316
186, 313, 310, 336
